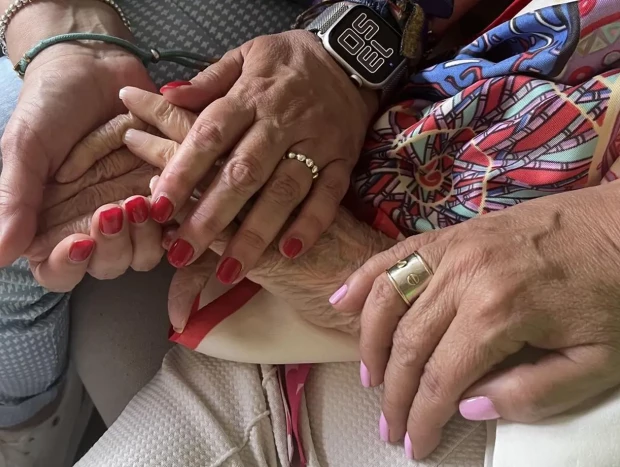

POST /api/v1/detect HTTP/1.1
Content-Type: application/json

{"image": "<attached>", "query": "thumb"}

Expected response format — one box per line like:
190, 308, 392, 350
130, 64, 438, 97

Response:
0, 124, 47, 266
168, 252, 219, 333
160, 48, 243, 111
331, 229, 442, 313
459, 347, 617, 423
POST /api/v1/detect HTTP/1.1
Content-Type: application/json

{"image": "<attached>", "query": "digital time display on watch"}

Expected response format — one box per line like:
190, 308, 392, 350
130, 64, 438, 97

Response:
327, 6, 404, 86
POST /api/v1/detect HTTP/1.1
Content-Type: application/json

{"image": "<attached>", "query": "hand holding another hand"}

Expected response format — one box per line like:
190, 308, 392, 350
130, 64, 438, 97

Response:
333, 185, 620, 459
26, 113, 163, 292
0, 42, 156, 266
66, 87, 393, 333
125, 30, 378, 285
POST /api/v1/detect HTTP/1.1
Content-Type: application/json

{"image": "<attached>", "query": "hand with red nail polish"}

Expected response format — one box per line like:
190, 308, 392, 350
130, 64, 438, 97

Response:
117, 29, 378, 284
168, 239, 195, 269
164, 207, 393, 335
0, 14, 156, 267
99, 207, 124, 235
28, 190, 165, 291
126, 197, 149, 224
68, 239, 95, 263
160, 81, 192, 93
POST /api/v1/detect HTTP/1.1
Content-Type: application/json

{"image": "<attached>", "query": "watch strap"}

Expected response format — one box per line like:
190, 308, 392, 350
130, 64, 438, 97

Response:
306, 3, 407, 106
306, 2, 351, 34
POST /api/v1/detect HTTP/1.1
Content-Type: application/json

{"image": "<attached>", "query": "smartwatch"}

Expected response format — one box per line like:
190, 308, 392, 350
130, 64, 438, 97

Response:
306, 3, 406, 95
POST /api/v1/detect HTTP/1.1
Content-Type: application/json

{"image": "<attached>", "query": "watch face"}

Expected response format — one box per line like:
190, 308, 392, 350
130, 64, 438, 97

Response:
327, 5, 404, 86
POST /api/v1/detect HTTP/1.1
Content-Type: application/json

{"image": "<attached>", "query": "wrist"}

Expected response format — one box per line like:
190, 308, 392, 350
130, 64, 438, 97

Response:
4, 0, 132, 61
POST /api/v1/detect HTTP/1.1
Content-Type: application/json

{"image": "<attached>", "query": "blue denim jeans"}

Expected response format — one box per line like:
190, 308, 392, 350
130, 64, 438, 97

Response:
0, 55, 68, 428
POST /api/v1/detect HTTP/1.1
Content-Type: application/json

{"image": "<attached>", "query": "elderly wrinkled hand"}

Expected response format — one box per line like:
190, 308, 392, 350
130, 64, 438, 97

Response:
332, 184, 620, 459
114, 30, 379, 286
0, 37, 155, 267
25, 113, 163, 292
167, 207, 394, 335
61, 88, 394, 333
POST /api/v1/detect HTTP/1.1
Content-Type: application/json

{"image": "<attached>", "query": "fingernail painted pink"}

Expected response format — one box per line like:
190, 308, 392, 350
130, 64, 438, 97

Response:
360, 361, 370, 388
459, 396, 500, 421
329, 284, 348, 305
404, 433, 413, 460
379, 412, 389, 442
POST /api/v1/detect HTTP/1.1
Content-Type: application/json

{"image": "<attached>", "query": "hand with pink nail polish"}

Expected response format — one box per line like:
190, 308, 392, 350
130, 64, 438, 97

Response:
329, 185, 620, 459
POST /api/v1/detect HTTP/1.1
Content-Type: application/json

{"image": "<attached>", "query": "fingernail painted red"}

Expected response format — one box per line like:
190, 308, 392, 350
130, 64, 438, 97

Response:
329, 284, 348, 305
125, 197, 149, 224
459, 396, 500, 421
168, 239, 194, 268
160, 80, 192, 93
151, 196, 174, 223
360, 361, 371, 388
69, 239, 95, 263
282, 238, 303, 258
216, 257, 242, 284
404, 433, 413, 460
379, 412, 389, 443
99, 207, 123, 235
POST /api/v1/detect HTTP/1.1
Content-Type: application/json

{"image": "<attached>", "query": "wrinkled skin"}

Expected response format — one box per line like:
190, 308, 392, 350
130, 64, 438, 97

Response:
0, 43, 155, 266
26, 113, 162, 291
35, 103, 394, 333
333, 182, 620, 458
129, 30, 379, 282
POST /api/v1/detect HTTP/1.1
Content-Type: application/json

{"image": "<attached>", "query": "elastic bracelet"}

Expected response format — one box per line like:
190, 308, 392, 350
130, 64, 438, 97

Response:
13, 33, 216, 77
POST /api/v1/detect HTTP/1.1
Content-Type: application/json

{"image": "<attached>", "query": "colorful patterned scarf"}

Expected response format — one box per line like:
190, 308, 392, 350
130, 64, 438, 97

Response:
355, 0, 620, 235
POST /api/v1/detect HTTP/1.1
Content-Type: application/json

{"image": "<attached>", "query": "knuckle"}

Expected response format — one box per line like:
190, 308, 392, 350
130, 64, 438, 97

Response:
503, 370, 544, 422
188, 119, 226, 149
152, 100, 175, 125
391, 324, 420, 370
104, 115, 129, 142
266, 172, 302, 206
186, 208, 225, 239
162, 143, 177, 164
236, 228, 268, 253
233, 78, 269, 103
221, 157, 263, 196
370, 275, 399, 309
161, 165, 195, 192
418, 362, 446, 407
317, 174, 347, 204
471, 287, 510, 324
